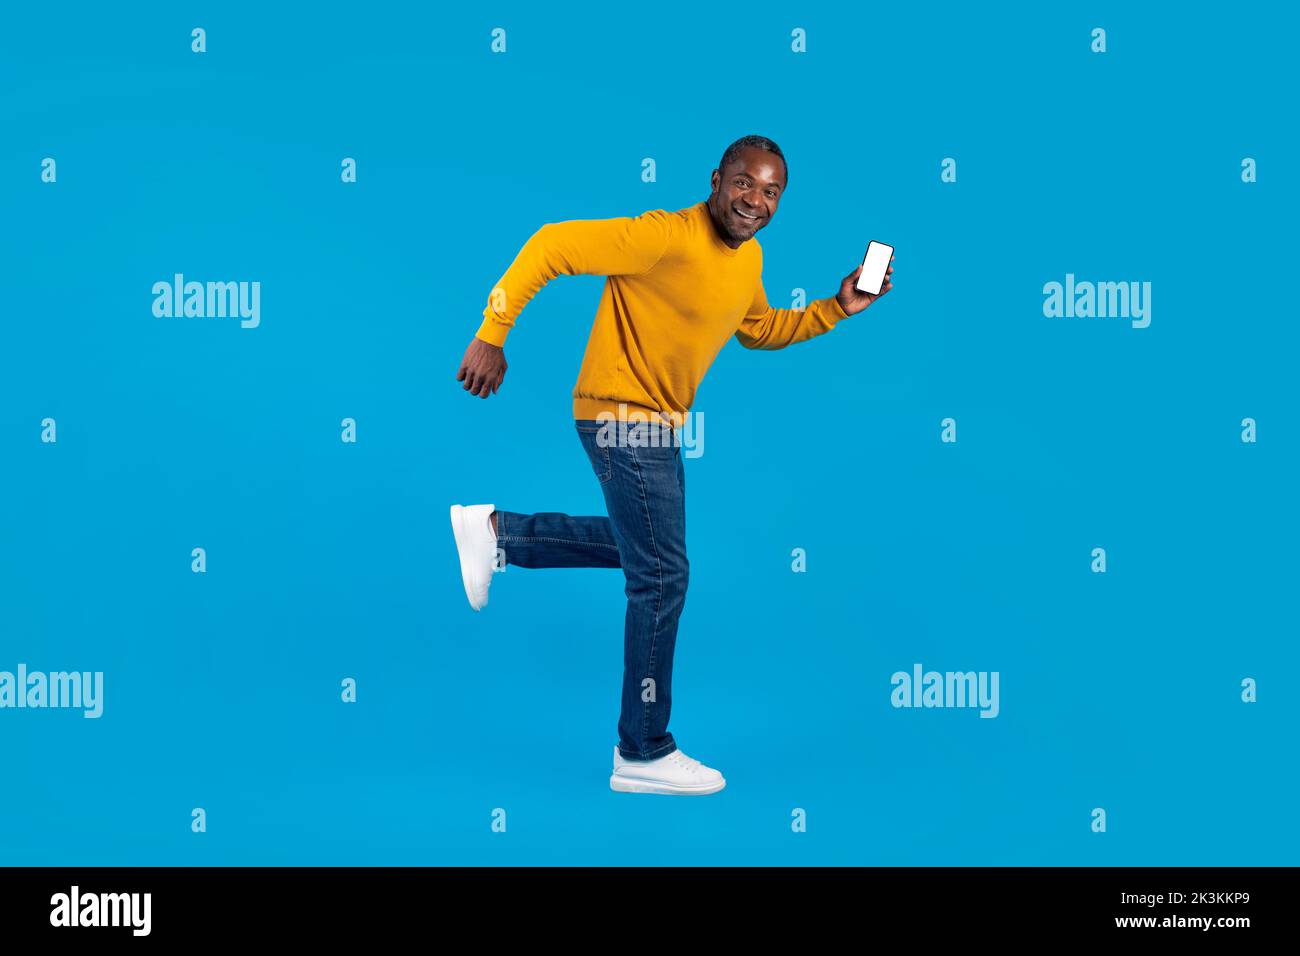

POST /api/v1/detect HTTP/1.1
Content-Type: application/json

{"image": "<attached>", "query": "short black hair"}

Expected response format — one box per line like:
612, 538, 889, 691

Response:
717, 135, 787, 184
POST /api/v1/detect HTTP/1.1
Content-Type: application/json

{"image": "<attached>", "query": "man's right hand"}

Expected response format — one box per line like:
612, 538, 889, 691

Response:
457, 336, 508, 398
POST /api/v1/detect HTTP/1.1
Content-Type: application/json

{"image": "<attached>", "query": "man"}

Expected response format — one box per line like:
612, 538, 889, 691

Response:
449, 135, 893, 796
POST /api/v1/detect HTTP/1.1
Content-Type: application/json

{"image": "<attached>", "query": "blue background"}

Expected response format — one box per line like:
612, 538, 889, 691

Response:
2, 1, 1295, 865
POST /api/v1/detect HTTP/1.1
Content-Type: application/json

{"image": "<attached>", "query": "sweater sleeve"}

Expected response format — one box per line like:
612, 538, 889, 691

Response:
476, 209, 675, 346
734, 270, 849, 350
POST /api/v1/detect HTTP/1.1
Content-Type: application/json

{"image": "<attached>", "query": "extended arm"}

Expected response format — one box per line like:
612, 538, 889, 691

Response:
734, 255, 893, 350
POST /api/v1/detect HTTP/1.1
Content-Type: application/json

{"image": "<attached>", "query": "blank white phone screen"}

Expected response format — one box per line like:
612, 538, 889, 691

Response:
856, 241, 894, 295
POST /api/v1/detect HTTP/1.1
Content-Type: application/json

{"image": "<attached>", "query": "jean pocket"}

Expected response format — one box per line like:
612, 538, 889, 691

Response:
578, 429, 613, 483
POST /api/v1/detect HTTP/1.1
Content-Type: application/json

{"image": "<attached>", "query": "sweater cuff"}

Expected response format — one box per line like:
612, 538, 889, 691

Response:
476, 314, 511, 347
825, 294, 849, 321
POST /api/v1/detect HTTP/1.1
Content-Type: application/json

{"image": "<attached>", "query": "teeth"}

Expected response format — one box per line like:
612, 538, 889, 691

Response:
734, 206, 759, 221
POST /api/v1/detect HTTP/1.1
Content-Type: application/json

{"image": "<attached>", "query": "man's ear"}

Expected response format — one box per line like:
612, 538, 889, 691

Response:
709, 169, 719, 195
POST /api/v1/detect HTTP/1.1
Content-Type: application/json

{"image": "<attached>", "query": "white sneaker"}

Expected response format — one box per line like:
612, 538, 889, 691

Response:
449, 503, 497, 611
609, 745, 726, 796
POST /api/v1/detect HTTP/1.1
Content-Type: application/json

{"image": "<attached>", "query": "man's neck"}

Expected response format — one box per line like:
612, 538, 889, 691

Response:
704, 198, 743, 250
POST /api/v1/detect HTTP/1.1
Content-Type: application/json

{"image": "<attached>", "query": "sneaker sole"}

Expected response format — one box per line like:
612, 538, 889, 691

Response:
449, 505, 486, 611
609, 774, 726, 796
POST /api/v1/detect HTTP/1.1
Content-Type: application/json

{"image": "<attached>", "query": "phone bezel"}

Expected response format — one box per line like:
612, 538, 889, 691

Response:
856, 240, 894, 295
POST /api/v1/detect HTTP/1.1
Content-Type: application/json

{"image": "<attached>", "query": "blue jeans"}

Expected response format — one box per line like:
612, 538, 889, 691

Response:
495, 420, 686, 761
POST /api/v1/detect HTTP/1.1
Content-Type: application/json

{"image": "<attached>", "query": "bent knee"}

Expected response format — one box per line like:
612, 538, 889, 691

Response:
624, 556, 689, 600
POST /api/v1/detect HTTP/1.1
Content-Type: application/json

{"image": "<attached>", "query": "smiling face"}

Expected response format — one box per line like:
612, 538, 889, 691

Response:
706, 146, 786, 247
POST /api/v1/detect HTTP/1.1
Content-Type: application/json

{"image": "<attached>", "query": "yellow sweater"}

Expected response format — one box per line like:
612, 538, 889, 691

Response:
476, 200, 848, 427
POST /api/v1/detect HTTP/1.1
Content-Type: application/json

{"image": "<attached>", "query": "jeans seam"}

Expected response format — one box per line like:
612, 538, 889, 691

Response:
644, 739, 675, 759
497, 534, 618, 550
622, 739, 676, 761
628, 440, 663, 755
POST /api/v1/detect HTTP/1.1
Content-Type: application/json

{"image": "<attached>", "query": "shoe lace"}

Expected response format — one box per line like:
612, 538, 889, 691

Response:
670, 751, 702, 774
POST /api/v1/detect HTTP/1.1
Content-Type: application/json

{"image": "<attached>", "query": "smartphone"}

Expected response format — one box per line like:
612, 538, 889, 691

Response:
855, 241, 894, 295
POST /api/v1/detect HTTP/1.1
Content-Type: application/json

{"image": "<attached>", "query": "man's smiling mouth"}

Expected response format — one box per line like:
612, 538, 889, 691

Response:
732, 204, 763, 223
